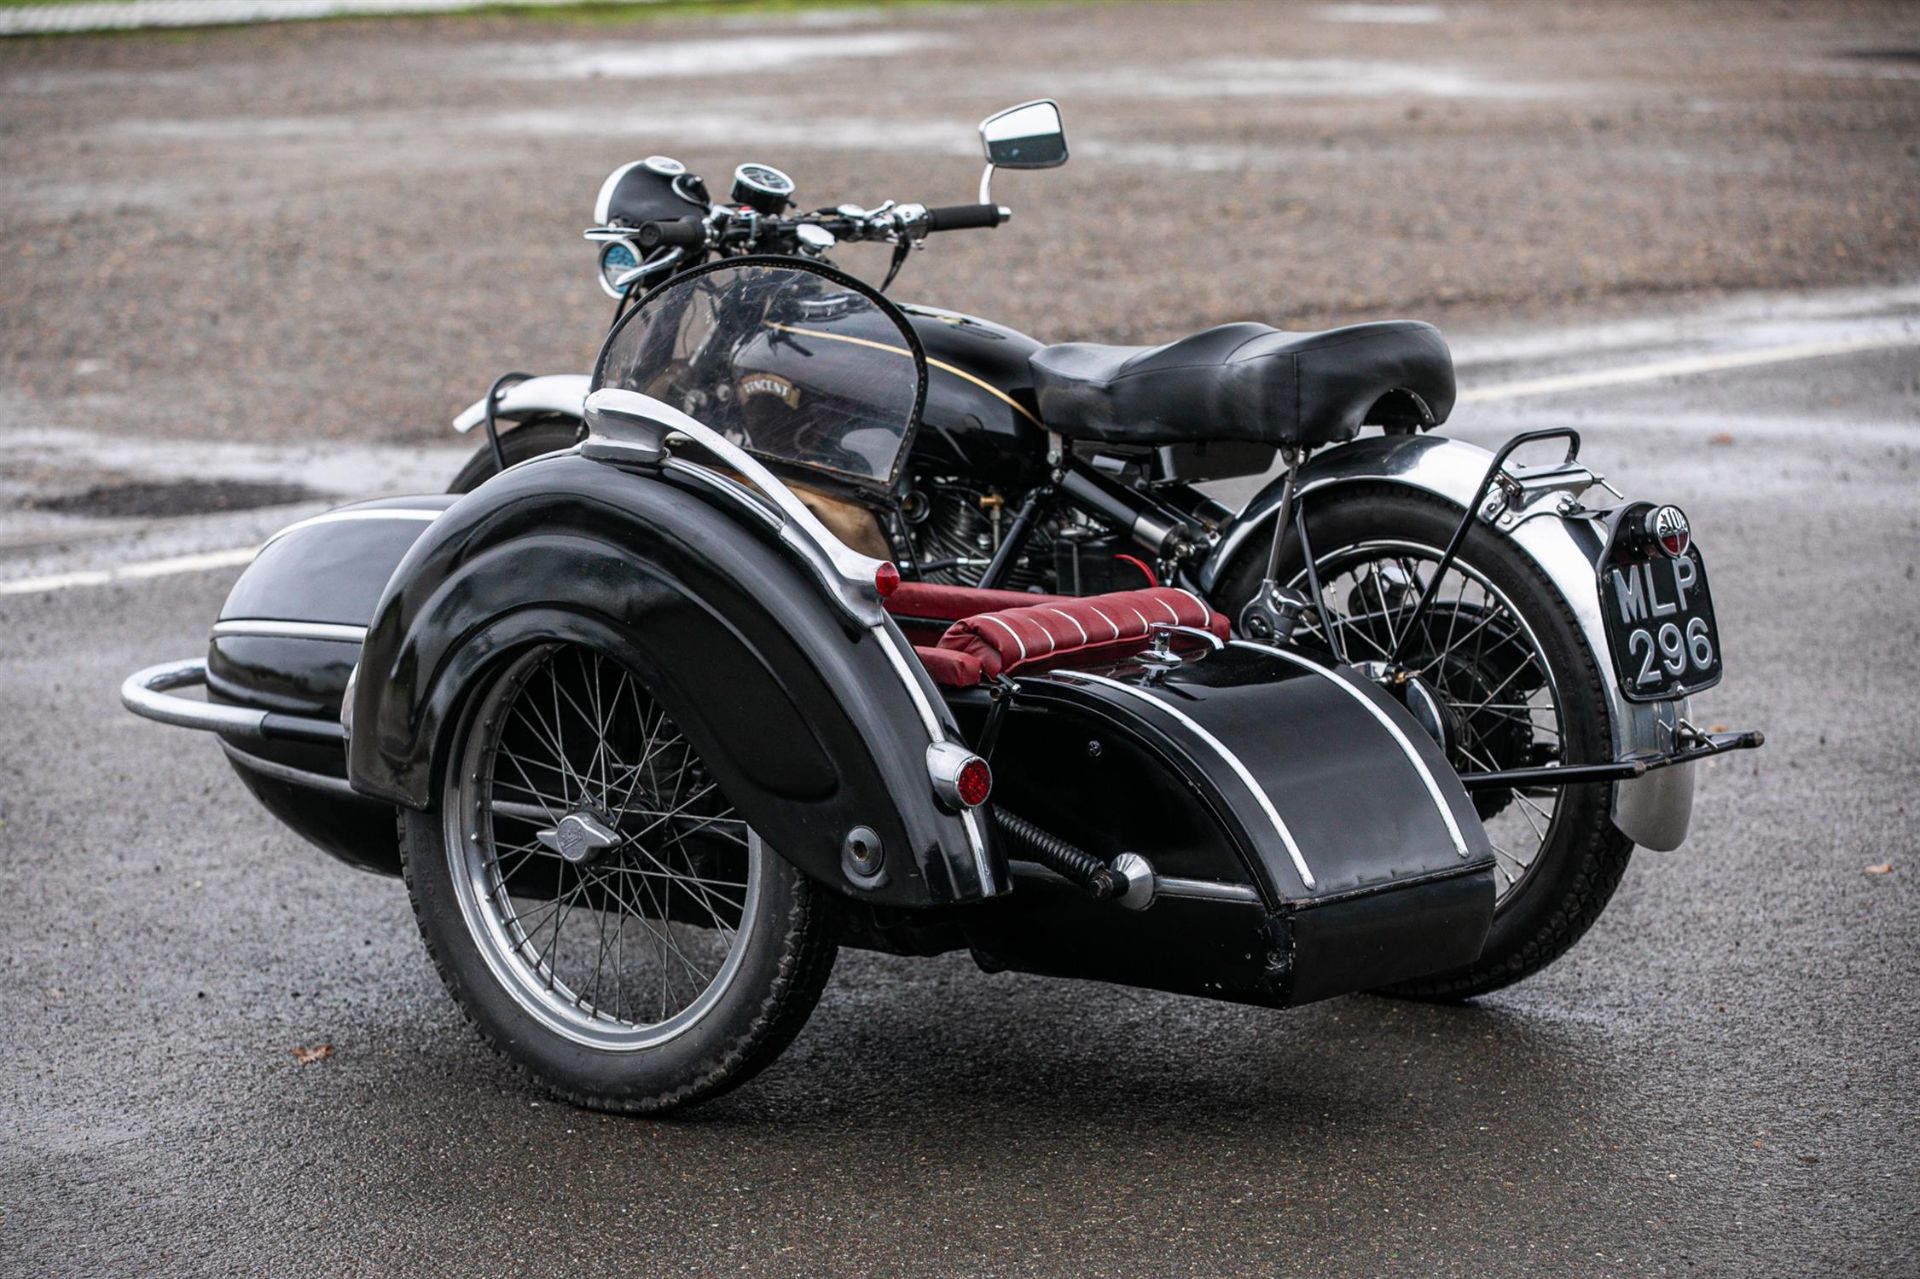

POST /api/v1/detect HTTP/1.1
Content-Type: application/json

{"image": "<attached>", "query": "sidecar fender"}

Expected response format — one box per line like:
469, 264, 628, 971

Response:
450, 374, 589, 433
347, 451, 1001, 908
1198, 432, 1693, 851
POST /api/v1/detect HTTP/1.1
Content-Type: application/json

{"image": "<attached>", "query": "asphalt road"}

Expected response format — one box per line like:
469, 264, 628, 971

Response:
3, 295, 1916, 1279
3, 3, 1918, 1277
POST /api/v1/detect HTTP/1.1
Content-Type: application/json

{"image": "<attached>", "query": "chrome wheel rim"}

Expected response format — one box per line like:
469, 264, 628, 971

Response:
1288, 538, 1566, 906
445, 643, 761, 1050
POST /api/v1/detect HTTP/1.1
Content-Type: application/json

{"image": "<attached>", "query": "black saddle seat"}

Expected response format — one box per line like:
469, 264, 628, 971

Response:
1028, 320, 1455, 449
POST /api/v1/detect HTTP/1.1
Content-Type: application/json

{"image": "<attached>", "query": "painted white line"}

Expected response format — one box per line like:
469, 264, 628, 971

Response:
0, 0, 639, 38
0, 547, 254, 597
4, 318, 1912, 599
1457, 333, 1920, 404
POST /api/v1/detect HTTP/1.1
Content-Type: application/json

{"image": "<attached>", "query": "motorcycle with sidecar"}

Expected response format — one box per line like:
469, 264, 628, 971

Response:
123, 258, 1760, 1113
443, 101, 1768, 1002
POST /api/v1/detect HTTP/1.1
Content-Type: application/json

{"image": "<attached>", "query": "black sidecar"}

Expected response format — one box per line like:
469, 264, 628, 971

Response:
125, 261, 1496, 1112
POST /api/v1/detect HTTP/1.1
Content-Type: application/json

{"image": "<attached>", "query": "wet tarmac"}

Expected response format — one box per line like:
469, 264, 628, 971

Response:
2, 3, 1918, 1276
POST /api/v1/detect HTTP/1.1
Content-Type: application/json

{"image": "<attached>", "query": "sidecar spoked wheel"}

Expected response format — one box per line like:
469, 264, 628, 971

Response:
1221, 485, 1632, 999
401, 641, 836, 1113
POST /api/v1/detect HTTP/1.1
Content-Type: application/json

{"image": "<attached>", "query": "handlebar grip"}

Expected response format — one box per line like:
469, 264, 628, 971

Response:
635, 219, 707, 249
924, 204, 1008, 232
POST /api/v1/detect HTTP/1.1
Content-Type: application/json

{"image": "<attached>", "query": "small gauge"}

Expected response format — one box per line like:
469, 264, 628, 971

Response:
641, 155, 686, 177
596, 238, 642, 300
731, 162, 795, 215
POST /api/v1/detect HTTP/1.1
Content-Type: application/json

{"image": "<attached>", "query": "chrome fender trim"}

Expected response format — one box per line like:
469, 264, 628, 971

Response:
1199, 432, 1692, 851
583, 387, 1001, 896
450, 373, 590, 434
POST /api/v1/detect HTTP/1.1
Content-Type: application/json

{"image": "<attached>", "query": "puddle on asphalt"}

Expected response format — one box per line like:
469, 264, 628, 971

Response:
478, 31, 945, 80
30, 478, 321, 519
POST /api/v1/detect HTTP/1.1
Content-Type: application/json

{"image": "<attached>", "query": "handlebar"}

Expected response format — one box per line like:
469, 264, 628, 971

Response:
923, 204, 1008, 232
635, 219, 708, 249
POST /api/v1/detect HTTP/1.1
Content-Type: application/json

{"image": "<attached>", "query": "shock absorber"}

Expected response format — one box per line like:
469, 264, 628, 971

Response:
993, 808, 1151, 908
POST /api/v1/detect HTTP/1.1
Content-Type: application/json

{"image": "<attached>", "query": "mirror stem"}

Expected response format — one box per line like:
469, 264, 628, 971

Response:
977, 163, 996, 206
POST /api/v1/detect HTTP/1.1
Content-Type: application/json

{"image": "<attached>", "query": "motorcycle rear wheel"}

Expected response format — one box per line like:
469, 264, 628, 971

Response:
400, 640, 837, 1111
1217, 484, 1632, 999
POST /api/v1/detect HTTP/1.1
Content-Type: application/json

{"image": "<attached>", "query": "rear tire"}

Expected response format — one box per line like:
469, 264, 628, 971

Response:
447, 416, 584, 494
400, 641, 837, 1112
1217, 484, 1633, 999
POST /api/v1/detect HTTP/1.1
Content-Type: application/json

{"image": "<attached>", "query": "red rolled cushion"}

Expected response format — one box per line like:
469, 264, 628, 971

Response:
913, 645, 986, 688
936, 587, 1230, 679
885, 581, 1065, 624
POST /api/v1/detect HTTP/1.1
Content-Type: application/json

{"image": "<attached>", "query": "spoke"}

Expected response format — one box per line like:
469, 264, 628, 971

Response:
602, 861, 748, 901
624, 836, 741, 945
620, 780, 720, 846
1369, 561, 1404, 657
492, 746, 568, 824
607, 866, 717, 992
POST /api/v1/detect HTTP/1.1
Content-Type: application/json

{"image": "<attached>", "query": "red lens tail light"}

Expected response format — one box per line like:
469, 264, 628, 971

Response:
926, 742, 991, 810
874, 561, 900, 598
955, 756, 993, 808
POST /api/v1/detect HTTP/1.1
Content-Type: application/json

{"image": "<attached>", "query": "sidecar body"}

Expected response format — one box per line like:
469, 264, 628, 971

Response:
125, 260, 1498, 1030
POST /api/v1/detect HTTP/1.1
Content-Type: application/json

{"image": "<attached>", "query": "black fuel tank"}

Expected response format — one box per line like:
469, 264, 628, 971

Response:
899, 304, 1048, 483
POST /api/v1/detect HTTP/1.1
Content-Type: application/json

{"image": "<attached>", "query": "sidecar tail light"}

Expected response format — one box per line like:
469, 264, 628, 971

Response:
873, 561, 900, 598
955, 757, 993, 808
927, 741, 992, 810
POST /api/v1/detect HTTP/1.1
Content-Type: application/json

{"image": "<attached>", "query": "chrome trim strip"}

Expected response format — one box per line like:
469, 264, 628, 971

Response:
122, 658, 268, 739
218, 741, 358, 798
873, 625, 995, 895
259, 507, 442, 550
1231, 640, 1471, 858
210, 620, 368, 644
872, 624, 943, 740
1054, 670, 1315, 890
584, 388, 888, 626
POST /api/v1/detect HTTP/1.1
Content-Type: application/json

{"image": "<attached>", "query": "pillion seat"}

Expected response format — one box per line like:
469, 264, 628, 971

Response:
883, 582, 1230, 688
1028, 320, 1456, 449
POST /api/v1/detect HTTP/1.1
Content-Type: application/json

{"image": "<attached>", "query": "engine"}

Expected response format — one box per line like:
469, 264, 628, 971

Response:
904, 479, 1056, 591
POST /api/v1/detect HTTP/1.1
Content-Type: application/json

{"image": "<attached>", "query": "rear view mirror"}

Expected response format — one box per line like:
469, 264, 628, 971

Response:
979, 100, 1068, 170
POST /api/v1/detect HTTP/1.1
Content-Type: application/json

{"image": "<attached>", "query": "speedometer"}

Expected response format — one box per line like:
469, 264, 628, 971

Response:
596, 239, 642, 299
731, 163, 795, 215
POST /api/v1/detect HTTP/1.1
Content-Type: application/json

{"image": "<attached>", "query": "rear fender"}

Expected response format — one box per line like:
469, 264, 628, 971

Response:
1198, 432, 1693, 850
450, 374, 589, 434
348, 452, 1000, 907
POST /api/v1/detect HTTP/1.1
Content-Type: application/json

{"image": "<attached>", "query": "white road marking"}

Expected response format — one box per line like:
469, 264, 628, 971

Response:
0, 0, 630, 38
1457, 333, 1920, 404
3, 320, 1912, 599
0, 547, 255, 597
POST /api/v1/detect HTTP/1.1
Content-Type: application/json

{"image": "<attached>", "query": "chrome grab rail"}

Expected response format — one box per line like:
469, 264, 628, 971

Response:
121, 659, 343, 745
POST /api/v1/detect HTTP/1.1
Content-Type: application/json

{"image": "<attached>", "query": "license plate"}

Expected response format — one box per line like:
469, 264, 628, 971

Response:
1598, 544, 1722, 702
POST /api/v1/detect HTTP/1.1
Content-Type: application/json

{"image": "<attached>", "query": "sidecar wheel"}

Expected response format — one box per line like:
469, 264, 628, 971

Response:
401, 642, 837, 1112
1218, 483, 1632, 998
447, 415, 583, 494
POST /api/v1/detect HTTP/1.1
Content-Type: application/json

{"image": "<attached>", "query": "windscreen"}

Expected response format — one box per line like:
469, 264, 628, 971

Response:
592, 259, 925, 491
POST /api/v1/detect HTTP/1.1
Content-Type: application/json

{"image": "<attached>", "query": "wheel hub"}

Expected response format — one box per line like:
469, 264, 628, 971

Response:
536, 810, 621, 866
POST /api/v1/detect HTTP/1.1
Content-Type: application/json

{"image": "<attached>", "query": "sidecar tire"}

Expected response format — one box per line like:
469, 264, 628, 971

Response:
447, 415, 583, 494
1218, 483, 1634, 999
400, 813, 838, 1115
